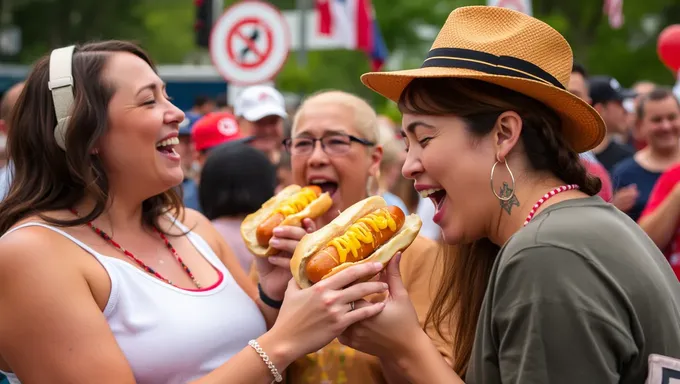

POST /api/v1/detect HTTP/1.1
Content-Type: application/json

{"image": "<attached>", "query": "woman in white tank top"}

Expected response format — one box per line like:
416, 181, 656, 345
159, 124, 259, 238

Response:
0, 41, 388, 384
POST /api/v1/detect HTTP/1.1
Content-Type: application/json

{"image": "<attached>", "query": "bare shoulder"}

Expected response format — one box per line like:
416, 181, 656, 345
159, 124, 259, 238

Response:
165, 207, 232, 262
167, 207, 218, 244
0, 213, 81, 264
0, 217, 135, 382
0, 213, 94, 300
163, 207, 209, 231
179, 207, 213, 229
0, 222, 83, 299
168, 208, 256, 297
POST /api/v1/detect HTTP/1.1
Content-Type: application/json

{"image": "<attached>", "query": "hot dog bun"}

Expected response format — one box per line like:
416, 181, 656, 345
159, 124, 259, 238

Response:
304, 206, 406, 283
241, 184, 333, 258
290, 196, 422, 288
255, 186, 324, 248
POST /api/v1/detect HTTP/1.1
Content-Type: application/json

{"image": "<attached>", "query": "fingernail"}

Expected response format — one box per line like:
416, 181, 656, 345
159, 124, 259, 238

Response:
273, 227, 284, 236
270, 238, 280, 247
372, 262, 383, 270
382, 283, 388, 290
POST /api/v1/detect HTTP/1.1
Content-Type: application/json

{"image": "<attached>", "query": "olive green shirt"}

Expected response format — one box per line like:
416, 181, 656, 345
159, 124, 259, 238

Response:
468, 196, 680, 384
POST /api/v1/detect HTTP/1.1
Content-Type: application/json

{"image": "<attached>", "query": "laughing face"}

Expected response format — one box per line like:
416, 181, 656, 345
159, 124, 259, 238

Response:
98, 52, 185, 198
401, 113, 500, 245
290, 102, 381, 225
638, 95, 680, 154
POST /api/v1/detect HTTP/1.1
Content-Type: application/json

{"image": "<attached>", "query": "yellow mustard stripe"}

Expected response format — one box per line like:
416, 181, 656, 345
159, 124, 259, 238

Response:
273, 187, 318, 217
327, 208, 397, 264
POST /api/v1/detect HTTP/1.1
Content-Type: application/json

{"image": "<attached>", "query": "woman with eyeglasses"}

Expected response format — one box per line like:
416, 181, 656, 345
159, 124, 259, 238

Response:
278, 90, 452, 383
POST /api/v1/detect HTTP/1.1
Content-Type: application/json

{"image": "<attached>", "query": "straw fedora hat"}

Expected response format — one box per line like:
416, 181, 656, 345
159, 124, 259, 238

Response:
361, 6, 606, 153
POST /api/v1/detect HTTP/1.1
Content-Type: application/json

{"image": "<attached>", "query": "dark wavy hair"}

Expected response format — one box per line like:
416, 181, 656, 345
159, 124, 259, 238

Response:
199, 142, 277, 220
399, 77, 601, 377
0, 40, 183, 235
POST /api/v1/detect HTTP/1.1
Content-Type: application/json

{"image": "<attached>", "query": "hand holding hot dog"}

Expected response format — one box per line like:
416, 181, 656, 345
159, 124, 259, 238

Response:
256, 219, 316, 301
241, 184, 332, 258
268, 220, 317, 261
338, 253, 423, 360
269, 261, 389, 359
290, 196, 422, 288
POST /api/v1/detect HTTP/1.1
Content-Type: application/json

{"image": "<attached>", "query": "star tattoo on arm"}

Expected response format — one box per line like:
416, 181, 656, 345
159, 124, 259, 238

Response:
499, 182, 520, 214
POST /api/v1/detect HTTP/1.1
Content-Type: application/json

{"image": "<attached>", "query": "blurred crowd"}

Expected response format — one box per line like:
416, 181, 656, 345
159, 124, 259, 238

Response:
568, 65, 680, 278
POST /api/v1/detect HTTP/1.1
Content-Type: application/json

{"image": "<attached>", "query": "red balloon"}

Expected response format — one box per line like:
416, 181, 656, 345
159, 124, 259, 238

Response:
658, 25, 680, 72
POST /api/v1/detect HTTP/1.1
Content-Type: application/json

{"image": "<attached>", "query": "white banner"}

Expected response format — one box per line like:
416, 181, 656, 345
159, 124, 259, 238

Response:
486, 0, 533, 16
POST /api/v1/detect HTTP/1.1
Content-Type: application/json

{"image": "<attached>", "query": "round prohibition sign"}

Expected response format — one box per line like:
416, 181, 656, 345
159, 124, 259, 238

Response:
209, 0, 290, 86
226, 17, 274, 69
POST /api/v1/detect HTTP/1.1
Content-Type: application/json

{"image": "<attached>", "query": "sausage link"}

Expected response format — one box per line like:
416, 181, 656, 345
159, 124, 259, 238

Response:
255, 186, 323, 247
305, 206, 405, 283
256, 213, 285, 247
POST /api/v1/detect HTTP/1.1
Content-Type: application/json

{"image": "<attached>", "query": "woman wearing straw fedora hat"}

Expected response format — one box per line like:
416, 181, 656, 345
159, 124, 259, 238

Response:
337, 6, 680, 383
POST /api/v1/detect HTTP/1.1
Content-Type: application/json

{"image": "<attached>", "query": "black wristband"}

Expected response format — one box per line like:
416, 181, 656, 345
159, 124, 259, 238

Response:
258, 283, 283, 309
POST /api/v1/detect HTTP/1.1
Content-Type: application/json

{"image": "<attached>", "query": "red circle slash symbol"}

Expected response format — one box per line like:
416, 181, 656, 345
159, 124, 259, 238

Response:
226, 17, 274, 69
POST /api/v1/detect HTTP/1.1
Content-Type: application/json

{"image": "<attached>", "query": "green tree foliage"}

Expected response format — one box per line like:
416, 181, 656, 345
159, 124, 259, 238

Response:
5, 0, 680, 113
5, 0, 195, 64
532, 0, 680, 86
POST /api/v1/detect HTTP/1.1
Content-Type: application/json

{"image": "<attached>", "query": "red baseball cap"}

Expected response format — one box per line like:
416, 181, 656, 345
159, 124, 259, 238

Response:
191, 112, 251, 152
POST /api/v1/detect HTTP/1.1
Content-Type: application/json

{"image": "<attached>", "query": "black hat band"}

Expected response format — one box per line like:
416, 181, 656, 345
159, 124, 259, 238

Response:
421, 47, 565, 90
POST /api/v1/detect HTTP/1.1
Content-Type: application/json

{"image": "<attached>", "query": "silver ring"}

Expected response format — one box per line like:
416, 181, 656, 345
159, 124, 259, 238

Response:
349, 301, 355, 311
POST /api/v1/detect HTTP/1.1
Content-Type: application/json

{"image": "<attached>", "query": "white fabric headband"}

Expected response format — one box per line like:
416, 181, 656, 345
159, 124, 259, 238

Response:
48, 45, 76, 150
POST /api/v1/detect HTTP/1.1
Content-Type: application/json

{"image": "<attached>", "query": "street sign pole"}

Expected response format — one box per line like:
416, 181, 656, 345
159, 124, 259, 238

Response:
296, 0, 308, 67
212, 0, 226, 95
212, 0, 224, 24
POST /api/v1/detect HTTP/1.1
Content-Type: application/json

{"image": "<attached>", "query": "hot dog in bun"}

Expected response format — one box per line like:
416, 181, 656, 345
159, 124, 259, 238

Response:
241, 184, 333, 257
291, 196, 422, 288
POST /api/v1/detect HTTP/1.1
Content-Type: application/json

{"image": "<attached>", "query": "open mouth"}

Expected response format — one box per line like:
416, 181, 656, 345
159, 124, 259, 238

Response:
156, 137, 179, 155
420, 187, 446, 210
309, 178, 339, 197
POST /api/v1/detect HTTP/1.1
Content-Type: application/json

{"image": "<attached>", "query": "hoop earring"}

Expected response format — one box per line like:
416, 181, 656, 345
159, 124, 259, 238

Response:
490, 159, 515, 201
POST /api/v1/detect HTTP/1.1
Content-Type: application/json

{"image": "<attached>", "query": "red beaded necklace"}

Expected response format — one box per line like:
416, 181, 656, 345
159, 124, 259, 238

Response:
523, 184, 580, 226
71, 209, 201, 289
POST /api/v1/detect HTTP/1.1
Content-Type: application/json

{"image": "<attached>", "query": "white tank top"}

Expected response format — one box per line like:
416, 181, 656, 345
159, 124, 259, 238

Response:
0, 220, 267, 384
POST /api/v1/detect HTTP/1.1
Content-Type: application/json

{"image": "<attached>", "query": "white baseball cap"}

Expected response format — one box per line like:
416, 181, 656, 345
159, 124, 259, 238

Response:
234, 85, 288, 122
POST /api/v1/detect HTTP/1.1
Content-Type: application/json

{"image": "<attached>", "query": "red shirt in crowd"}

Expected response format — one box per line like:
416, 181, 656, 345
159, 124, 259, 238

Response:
640, 163, 680, 280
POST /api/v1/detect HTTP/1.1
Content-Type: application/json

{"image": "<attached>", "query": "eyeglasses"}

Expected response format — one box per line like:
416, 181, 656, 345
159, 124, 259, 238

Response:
282, 133, 375, 156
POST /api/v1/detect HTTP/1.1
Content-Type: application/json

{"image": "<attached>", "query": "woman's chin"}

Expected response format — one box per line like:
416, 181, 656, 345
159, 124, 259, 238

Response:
441, 225, 467, 245
159, 170, 185, 190
441, 232, 460, 245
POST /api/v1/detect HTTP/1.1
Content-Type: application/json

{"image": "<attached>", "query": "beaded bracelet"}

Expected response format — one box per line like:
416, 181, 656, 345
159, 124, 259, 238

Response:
258, 283, 283, 309
249, 339, 283, 383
